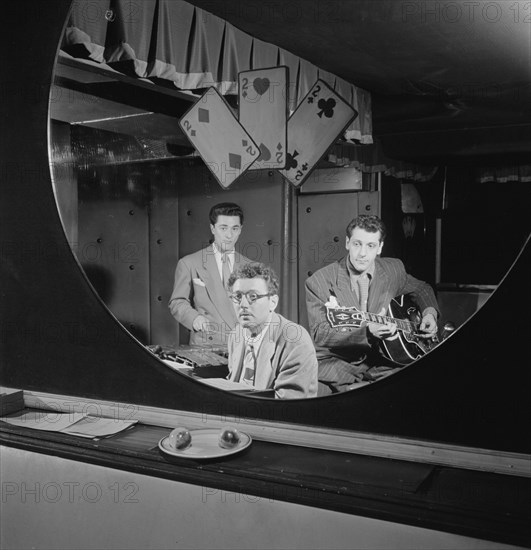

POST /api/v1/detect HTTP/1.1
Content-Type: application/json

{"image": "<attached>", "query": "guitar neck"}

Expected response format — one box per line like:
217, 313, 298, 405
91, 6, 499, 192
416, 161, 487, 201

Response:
362, 311, 418, 332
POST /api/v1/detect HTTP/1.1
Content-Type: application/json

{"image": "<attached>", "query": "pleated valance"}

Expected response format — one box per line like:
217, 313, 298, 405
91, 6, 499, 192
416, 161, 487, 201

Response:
327, 141, 438, 182
61, 0, 373, 143
475, 165, 531, 183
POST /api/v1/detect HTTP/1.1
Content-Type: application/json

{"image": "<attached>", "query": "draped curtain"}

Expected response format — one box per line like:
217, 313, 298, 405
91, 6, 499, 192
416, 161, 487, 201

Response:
475, 165, 531, 183
62, 0, 373, 143
327, 141, 438, 183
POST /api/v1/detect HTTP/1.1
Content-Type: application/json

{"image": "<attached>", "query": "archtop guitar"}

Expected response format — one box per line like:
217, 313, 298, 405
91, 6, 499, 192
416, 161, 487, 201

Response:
326, 295, 439, 365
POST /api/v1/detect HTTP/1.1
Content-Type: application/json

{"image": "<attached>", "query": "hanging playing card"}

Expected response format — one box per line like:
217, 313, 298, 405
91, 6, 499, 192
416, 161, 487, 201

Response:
179, 88, 260, 189
278, 79, 358, 187
238, 66, 289, 170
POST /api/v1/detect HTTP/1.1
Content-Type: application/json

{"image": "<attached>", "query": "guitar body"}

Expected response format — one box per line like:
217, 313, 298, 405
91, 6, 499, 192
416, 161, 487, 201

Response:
379, 295, 438, 365
326, 295, 439, 366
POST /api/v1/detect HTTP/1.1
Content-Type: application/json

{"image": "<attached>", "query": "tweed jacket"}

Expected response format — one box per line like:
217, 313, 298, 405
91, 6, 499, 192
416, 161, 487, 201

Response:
227, 313, 318, 399
305, 256, 439, 363
169, 245, 252, 346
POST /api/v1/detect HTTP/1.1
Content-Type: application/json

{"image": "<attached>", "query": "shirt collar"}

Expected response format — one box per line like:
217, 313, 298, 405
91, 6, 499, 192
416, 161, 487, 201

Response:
213, 243, 235, 258
243, 312, 273, 350
346, 256, 375, 279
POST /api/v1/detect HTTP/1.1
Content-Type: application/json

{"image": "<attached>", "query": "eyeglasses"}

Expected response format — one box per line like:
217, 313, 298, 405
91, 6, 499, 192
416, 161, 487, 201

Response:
229, 291, 271, 304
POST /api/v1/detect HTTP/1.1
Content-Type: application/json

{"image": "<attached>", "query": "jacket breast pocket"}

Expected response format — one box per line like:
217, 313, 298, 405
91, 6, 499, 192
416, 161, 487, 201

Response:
192, 279, 211, 308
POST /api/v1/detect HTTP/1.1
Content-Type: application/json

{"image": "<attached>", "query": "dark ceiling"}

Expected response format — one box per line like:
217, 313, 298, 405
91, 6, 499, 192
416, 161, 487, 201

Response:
186, 0, 531, 163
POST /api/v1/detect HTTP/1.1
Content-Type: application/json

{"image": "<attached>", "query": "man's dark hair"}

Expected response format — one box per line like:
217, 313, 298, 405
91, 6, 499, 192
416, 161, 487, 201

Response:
209, 203, 244, 225
346, 215, 386, 242
228, 262, 279, 295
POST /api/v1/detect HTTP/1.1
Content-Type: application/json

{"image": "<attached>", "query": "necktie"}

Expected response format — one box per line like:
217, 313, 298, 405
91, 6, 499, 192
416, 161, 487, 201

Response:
221, 252, 231, 289
358, 274, 369, 312
241, 343, 256, 386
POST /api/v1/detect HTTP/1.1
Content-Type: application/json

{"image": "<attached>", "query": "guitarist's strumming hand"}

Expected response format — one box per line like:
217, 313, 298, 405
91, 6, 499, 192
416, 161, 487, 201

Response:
417, 313, 437, 339
367, 308, 398, 340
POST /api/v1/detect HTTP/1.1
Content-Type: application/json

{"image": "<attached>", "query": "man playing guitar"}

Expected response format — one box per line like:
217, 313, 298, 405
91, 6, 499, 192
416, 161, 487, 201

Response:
305, 215, 440, 396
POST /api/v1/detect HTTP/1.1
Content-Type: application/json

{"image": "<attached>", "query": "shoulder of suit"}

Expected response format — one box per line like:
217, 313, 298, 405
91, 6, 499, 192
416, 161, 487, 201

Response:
306, 259, 341, 282
234, 251, 253, 263
236, 249, 255, 264
178, 246, 212, 264
268, 313, 288, 337
273, 313, 313, 343
376, 256, 404, 270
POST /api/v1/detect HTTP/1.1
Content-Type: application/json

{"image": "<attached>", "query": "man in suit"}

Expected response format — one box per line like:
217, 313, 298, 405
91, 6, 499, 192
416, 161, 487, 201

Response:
169, 203, 252, 346
227, 263, 318, 399
305, 214, 439, 395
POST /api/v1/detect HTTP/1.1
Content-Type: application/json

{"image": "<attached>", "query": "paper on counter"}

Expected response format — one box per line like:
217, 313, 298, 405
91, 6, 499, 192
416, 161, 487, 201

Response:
1, 410, 137, 439
61, 416, 137, 438
1, 410, 86, 431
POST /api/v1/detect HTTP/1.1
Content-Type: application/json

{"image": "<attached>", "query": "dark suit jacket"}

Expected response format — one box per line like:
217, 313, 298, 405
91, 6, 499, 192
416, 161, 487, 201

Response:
169, 245, 251, 346
227, 313, 318, 399
305, 256, 439, 364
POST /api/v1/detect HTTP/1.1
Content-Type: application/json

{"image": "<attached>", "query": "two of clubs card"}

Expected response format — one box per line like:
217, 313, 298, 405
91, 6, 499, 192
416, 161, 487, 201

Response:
278, 80, 358, 187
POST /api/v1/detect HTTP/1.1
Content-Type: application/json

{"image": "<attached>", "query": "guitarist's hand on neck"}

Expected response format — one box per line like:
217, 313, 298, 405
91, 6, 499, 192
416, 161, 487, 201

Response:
367, 307, 398, 340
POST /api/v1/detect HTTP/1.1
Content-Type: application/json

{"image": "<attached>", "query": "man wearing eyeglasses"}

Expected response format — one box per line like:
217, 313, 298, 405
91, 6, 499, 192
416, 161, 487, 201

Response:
169, 203, 252, 346
226, 263, 318, 399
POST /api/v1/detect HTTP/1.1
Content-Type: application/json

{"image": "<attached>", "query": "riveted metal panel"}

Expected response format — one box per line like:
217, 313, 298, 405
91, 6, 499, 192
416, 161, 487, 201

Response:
77, 168, 150, 344
358, 191, 380, 217
297, 193, 359, 329
148, 164, 180, 346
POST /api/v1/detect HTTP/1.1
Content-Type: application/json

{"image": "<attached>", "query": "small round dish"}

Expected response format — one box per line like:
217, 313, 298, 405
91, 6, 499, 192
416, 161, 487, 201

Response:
158, 428, 251, 459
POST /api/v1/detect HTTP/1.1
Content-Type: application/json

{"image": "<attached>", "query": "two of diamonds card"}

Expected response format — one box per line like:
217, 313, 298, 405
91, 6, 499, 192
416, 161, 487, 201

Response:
179, 88, 259, 189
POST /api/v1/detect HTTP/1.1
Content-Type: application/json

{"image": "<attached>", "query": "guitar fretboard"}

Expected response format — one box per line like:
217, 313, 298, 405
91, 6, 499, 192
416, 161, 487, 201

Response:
362, 311, 418, 333
328, 307, 419, 333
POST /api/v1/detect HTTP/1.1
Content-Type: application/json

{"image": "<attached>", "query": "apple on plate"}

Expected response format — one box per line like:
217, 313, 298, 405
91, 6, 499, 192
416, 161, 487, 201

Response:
218, 427, 241, 449
168, 426, 192, 450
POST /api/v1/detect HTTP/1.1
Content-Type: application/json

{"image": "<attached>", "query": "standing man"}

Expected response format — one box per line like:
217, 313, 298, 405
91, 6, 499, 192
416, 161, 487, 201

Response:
305, 215, 439, 395
227, 263, 318, 399
169, 203, 252, 346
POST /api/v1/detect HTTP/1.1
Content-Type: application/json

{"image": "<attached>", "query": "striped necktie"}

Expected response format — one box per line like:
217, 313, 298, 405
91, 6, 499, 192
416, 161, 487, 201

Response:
221, 252, 231, 289
241, 343, 256, 385
358, 274, 370, 312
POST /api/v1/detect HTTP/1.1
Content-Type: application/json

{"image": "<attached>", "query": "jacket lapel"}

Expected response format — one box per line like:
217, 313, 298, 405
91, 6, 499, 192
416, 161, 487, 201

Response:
254, 317, 277, 390
334, 257, 361, 309
368, 258, 390, 314
199, 246, 237, 326
228, 325, 245, 382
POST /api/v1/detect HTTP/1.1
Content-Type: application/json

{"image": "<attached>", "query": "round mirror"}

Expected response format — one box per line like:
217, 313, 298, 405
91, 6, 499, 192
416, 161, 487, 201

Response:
48, 1, 530, 400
